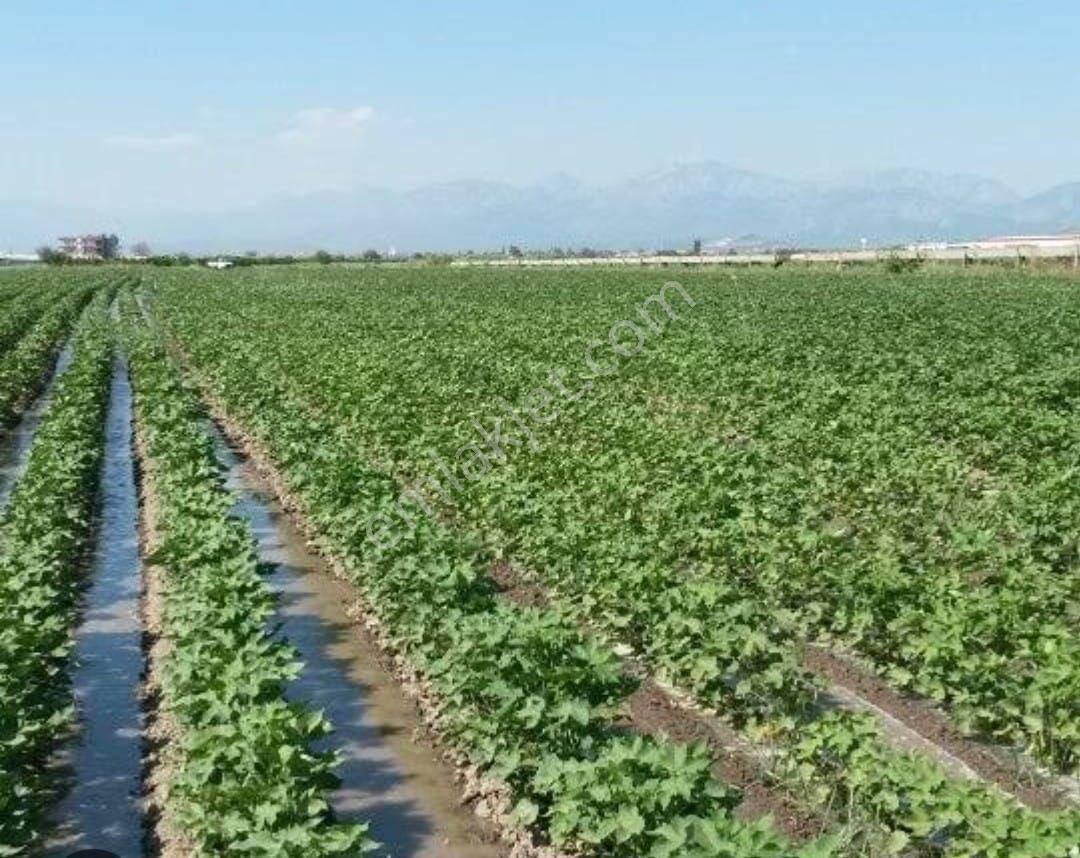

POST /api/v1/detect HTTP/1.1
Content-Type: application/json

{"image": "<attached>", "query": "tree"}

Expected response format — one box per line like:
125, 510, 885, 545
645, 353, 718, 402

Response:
37, 246, 67, 265
508, 245, 524, 259
361, 249, 382, 262
884, 254, 923, 274
692, 238, 702, 254
101, 234, 121, 260
131, 241, 152, 257
313, 250, 334, 264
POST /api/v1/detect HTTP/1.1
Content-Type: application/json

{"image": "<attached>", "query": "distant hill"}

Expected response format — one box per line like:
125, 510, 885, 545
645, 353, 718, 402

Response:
5, 164, 1080, 254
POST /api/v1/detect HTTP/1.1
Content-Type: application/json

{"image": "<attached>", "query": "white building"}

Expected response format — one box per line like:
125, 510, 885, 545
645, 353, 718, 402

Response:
908, 232, 1080, 259
963, 233, 1080, 253
58, 234, 107, 260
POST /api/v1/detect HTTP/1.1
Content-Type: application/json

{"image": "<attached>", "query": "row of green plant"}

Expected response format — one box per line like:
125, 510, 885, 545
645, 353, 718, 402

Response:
0, 284, 52, 357
0, 283, 101, 428
122, 303, 374, 856
146, 265, 1080, 855
151, 266, 1080, 775
0, 277, 30, 305
0, 269, 120, 355
169, 312, 1080, 857
787, 713, 1080, 857
0, 289, 114, 853
137, 302, 836, 857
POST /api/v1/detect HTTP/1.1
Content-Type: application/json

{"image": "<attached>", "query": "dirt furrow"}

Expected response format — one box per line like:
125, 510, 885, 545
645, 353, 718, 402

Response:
491, 550, 1080, 816
133, 421, 197, 858
804, 644, 1078, 810
489, 560, 828, 843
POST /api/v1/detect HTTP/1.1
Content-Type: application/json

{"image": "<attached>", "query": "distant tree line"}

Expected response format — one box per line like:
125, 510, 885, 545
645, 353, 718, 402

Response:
138, 249, 420, 267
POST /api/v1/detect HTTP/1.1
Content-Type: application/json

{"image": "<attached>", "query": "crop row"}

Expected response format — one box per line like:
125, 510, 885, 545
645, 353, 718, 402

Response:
0, 278, 29, 310
123, 302, 374, 856
0, 270, 121, 359
0, 288, 49, 357
164, 310, 1080, 857
148, 268, 1080, 773
136, 298, 835, 857
0, 283, 99, 429
0, 271, 84, 356
148, 267, 1080, 856
0, 288, 114, 852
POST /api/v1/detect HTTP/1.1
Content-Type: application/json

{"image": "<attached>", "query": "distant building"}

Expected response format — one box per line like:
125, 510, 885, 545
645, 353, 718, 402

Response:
700, 235, 777, 255
908, 232, 1080, 257
206, 258, 234, 269
58, 234, 108, 260
964, 232, 1080, 253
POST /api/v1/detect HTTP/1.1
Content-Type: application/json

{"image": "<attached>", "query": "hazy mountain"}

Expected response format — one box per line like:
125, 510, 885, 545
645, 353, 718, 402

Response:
843, 169, 1020, 208
1013, 183, 1080, 228
5, 165, 1080, 254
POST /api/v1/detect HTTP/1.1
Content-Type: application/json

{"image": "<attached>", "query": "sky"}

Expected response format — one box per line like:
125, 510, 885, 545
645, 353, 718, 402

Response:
2, 1, 1079, 219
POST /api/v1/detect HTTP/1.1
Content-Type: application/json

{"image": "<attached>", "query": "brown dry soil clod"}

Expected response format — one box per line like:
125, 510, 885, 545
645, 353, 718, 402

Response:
490, 559, 551, 609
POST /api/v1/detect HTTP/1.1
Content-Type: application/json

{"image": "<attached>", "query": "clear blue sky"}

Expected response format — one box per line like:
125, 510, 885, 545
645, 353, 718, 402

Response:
2, 1, 1077, 215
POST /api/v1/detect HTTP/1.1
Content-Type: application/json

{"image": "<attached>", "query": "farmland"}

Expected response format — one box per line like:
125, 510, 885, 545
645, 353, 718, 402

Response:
0, 263, 1077, 856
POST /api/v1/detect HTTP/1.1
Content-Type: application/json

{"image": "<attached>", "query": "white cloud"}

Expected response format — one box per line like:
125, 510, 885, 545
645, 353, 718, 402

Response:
276, 106, 375, 147
104, 132, 201, 152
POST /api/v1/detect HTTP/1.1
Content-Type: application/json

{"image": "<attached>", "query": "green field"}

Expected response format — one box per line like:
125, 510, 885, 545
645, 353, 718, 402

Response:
1, 264, 1078, 856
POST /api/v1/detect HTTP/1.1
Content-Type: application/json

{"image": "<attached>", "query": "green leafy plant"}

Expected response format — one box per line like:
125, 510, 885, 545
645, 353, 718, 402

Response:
0, 287, 114, 852
141, 264, 1080, 855
125, 306, 373, 856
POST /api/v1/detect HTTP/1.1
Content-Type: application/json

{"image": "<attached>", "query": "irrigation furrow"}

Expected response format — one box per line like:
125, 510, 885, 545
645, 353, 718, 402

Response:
0, 340, 74, 513
0, 290, 112, 854
207, 419, 506, 858
44, 359, 145, 856
127, 303, 377, 855
191, 383, 578, 858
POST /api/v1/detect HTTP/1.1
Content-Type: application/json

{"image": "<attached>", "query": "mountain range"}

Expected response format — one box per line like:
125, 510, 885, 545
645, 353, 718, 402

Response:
4, 164, 1080, 254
